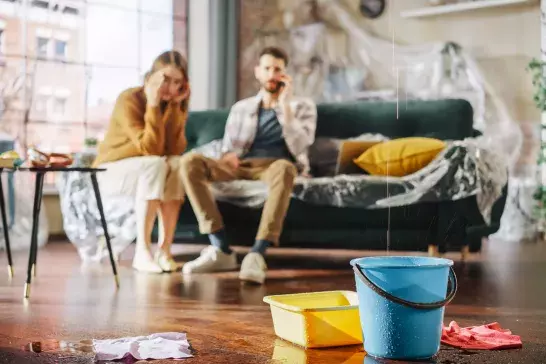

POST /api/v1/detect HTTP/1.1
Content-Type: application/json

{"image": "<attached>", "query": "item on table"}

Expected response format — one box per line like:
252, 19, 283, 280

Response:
0, 150, 19, 159
27, 147, 73, 168
0, 150, 23, 168
72, 150, 97, 167
49, 153, 74, 167
28, 148, 49, 167
441, 321, 523, 350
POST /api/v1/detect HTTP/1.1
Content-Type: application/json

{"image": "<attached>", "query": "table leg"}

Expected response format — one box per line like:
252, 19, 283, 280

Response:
32, 173, 44, 277
0, 170, 13, 278
7, 172, 15, 229
24, 172, 45, 299
90, 172, 119, 289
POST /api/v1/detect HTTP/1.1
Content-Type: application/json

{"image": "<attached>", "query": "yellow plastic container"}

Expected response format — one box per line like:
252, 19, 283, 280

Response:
263, 291, 363, 348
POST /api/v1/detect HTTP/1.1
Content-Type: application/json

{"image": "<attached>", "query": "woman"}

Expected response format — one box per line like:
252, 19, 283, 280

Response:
93, 50, 190, 273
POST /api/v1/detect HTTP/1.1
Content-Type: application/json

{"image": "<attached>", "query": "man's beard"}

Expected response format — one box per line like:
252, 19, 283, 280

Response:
263, 80, 282, 94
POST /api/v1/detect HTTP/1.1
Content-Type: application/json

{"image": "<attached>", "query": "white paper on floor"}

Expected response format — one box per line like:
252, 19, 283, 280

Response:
93, 332, 193, 361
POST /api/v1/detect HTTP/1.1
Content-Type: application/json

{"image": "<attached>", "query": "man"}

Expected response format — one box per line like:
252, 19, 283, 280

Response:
179, 46, 317, 284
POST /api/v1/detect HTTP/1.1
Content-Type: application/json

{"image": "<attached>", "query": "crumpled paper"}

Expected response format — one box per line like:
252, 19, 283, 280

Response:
93, 332, 193, 361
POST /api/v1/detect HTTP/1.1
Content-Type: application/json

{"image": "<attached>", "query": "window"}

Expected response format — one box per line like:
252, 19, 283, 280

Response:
63, 6, 78, 15
30, 1, 80, 15
34, 94, 49, 113
55, 40, 66, 59
0, 0, 188, 190
36, 36, 49, 58
31, 0, 48, 9
52, 96, 66, 115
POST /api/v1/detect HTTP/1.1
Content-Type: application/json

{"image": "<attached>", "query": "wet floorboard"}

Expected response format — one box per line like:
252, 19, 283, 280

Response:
0, 239, 545, 363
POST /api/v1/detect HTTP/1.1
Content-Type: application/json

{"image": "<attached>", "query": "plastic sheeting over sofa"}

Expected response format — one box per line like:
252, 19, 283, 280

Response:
206, 136, 507, 225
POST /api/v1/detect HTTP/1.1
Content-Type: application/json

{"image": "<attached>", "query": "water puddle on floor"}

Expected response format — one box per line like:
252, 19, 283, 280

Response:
21, 339, 95, 354
270, 338, 365, 363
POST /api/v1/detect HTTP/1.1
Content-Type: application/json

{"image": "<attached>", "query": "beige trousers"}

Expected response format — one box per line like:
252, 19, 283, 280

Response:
179, 153, 297, 245
97, 156, 185, 202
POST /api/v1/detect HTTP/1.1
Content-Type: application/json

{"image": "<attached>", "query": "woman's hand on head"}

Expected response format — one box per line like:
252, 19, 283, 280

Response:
173, 83, 191, 105
145, 69, 165, 107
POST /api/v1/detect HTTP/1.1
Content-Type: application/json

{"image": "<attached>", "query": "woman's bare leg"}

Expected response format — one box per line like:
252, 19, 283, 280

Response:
133, 199, 163, 273
155, 200, 183, 271
158, 200, 183, 253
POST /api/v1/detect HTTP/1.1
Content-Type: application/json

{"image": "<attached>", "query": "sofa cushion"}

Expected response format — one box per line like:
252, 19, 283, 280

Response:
309, 133, 389, 177
354, 137, 446, 176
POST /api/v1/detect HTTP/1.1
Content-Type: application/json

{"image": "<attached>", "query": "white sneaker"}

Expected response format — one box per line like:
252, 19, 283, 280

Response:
154, 250, 183, 272
182, 246, 237, 274
132, 248, 163, 274
239, 252, 267, 284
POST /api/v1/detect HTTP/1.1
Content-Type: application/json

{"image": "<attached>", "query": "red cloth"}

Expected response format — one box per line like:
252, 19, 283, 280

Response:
441, 321, 522, 350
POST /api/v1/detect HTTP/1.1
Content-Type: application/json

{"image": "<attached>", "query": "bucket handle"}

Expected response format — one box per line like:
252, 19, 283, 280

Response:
353, 264, 457, 310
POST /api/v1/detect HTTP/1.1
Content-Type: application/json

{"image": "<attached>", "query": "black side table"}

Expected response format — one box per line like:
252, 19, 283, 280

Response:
16, 167, 119, 299
0, 168, 14, 278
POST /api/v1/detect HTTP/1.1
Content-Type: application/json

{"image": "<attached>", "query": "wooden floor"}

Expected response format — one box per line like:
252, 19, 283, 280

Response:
0, 239, 545, 363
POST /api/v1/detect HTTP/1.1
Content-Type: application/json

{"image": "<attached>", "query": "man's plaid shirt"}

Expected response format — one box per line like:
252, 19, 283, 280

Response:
221, 91, 317, 175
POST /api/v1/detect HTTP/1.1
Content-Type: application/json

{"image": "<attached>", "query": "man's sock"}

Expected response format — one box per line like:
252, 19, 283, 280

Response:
209, 229, 232, 254
251, 239, 272, 256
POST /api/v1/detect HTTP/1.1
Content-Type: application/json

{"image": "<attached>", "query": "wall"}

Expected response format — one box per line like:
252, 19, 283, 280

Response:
173, 0, 188, 55
350, 0, 541, 165
352, 0, 540, 120
238, 0, 279, 99
238, 0, 541, 164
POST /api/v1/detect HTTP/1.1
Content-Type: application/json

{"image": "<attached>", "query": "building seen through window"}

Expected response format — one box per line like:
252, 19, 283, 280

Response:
54, 39, 66, 59
0, 0, 187, 187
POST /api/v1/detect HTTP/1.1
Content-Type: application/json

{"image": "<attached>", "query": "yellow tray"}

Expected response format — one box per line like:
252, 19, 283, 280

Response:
263, 290, 363, 348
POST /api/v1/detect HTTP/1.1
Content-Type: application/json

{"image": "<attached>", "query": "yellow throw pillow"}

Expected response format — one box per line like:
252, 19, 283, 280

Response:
354, 137, 446, 177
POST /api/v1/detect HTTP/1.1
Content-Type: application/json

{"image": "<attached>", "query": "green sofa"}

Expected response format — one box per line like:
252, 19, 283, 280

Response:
172, 99, 507, 253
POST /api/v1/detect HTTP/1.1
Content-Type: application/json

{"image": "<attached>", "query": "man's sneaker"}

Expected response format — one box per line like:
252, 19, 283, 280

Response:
182, 246, 237, 274
239, 252, 267, 284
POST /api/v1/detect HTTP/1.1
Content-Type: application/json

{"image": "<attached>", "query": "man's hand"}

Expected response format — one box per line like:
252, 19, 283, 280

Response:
277, 74, 294, 123
145, 69, 165, 107
278, 74, 293, 104
221, 152, 240, 170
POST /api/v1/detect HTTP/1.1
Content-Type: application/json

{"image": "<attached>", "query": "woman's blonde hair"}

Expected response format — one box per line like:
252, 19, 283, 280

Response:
145, 50, 189, 109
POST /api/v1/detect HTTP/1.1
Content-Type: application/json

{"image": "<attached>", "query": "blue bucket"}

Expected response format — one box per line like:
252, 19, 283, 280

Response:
350, 256, 457, 360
